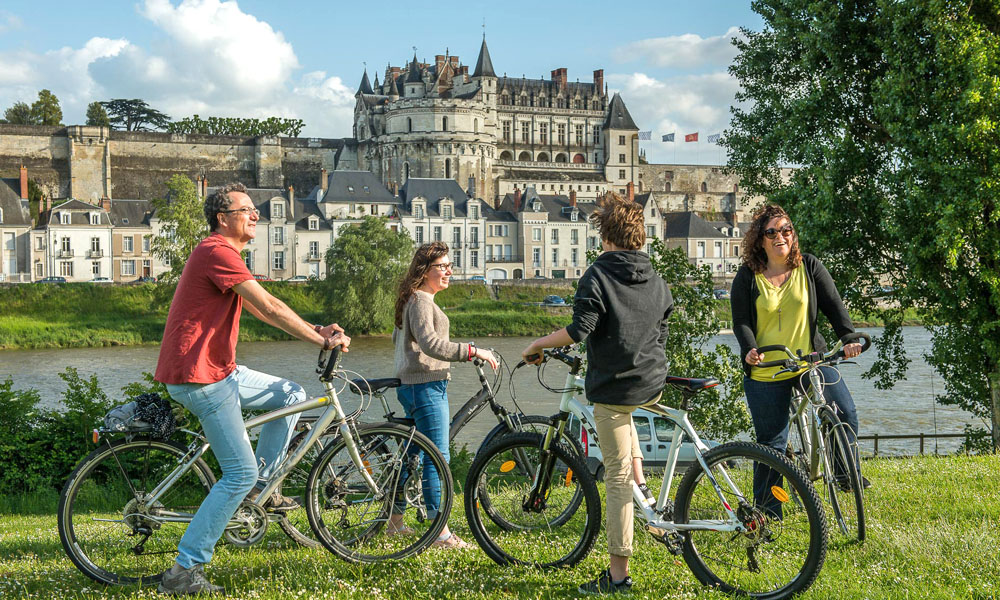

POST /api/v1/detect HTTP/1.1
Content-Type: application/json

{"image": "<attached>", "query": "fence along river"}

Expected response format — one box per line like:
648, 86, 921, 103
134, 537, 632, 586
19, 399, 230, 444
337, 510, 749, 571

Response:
0, 327, 980, 456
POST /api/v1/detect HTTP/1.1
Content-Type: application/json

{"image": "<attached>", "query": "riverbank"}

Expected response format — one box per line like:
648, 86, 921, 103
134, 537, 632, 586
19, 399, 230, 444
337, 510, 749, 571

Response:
0, 282, 921, 350
1, 454, 996, 599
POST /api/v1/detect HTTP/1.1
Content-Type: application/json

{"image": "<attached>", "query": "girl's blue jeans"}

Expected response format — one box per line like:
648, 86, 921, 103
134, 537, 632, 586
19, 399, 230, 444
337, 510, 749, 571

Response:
395, 379, 450, 518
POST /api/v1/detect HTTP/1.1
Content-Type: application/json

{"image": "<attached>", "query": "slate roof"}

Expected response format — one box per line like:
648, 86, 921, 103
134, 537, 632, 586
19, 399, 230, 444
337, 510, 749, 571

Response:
661, 211, 728, 239
405, 54, 423, 83
108, 199, 154, 228
497, 188, 595, 223
398, 178, 474, 216
497, 77, 599, 98
482, 201, 518, 223
321, 171, 396, 204
357, 70, 374, 95
0, 178, 31, 226
604, 93, 638, 130
472, 37, 496, 78
634, 192, 653, 208
46, 199, 113, 226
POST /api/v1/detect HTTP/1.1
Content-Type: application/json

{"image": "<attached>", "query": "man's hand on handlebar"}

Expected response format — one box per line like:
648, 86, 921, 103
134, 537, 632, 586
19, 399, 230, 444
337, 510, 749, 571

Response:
475, 347, 499, 370
322, 330, 351, 352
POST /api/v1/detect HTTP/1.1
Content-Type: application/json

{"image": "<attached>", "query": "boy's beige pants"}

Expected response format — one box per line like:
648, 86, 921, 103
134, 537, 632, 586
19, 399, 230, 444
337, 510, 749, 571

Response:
593, 394, 661, 557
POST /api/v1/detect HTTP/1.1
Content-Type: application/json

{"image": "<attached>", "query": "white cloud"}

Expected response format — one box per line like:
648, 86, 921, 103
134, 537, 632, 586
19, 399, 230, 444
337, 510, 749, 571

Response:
614, 26, 745, 70
0, 0, 354, 138
608, 70, 741, 165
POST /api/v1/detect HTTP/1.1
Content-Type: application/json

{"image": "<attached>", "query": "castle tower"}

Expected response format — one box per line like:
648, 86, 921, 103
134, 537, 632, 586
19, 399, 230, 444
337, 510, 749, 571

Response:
603, 93, 639, 196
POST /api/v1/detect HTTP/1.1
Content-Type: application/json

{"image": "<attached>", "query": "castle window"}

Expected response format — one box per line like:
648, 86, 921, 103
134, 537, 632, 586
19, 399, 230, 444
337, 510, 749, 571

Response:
502, 121, 511, 142
521, 122, 529, 143
474, 118, 479, 134
701, 182, 708, 193
593, 126, 600, 145
445, 158, 451, 179
407, 118, 412, 133
575, 124, 584, 145
665, 182, 671, 192
539, 123, 548, 145
272, 201, 284, 219
442, 116, 448, 131
557, 124, 565, 145
619, 135, 626, 145
403, 163, 410, 182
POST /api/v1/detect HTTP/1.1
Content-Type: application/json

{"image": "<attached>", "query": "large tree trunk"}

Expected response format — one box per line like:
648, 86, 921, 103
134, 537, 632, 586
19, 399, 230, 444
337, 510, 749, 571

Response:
991, 371, 1000, 452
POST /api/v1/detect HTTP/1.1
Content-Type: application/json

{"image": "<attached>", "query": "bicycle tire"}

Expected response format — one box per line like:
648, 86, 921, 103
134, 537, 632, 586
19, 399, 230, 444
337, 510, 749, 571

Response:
475, 415, 586, 530
305, 422, 452, 563
464, 431, 601, 568
819, 407, 866, 541
274, 428, 340, 549
58, 437, 216, 586
674, 441, 828, 599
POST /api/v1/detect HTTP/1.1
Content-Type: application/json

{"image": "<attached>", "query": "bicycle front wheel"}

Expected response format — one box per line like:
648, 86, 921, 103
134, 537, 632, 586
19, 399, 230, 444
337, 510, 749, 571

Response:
275, 428, 339, 548
58, 437, 215, 586
305, 423, 452, 562
464, 431, 601, 568
674, 441, 828, 599
820, 407, 866, 541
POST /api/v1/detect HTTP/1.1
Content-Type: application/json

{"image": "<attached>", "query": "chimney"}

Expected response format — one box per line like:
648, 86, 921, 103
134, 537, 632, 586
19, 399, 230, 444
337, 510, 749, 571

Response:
288, 185, 294, 219
450, 55, 459, 69
593, 69, 604, 95
19, 165, 28, 200
202, 177, 208, 199
195, 176, 203, 199
320, 168, 328, 193
435, 55, 446, 72
390, 66, 400, 79
627, 181, 635, 203
570, 189, 577, 207
513, 187, 522, 212
460, 65, 469, 81
100, 196, 111, 212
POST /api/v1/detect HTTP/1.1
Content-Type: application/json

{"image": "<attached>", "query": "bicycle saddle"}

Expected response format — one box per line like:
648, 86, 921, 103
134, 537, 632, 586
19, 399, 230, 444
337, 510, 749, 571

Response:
664, 376, 720, 393
348, 377, 401, 395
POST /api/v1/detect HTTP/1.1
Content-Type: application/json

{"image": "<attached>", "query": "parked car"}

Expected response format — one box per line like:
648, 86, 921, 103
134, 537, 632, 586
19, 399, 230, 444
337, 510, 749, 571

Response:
285, 275, 309, 283
542, 295, 567, 306
88, 277, 113, 284
252, 274, 273, 282
469, 275, 487, 284
131, 276, 157, 285
35, 276, 67, 284
568, 405, 721, 480
713, 289, 731, 300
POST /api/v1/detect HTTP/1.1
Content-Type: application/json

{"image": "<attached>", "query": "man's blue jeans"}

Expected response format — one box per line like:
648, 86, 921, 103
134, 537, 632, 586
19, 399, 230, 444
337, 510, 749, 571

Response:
396, 380, 450, 518
744, 366, 860, 516
166, 366, 305, 568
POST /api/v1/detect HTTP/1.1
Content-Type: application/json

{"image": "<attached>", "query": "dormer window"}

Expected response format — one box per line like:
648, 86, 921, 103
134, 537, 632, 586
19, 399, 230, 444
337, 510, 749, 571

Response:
308, 217, 319, 231
364, 186, 370, 194
532, 201, 541, 212
470, 204, 479, 220
414, 204, 424, 219
272, 201, 284, 219
348, 186, 355, 193
442, 204, 452, 220
571, 211, 578, 222
122, 218, 129, 225
60, 212, 70, 224
90, 213, 100, 225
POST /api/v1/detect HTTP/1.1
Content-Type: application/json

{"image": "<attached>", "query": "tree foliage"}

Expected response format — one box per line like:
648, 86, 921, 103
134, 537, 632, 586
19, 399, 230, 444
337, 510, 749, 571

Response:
167, 115, 305, 137
727, 0, 1000, 448
85, 101, 110, 127
101, 99, 171, 131
151, 175, 207, 283
30, 89, 62, 126
3, 102, 35, 125
321, 218, 413, 334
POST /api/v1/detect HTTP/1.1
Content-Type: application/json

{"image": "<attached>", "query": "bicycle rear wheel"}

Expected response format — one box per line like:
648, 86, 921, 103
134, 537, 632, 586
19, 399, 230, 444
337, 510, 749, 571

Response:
305, 422, 452, 562
58, 437, 215, 586
820, 407, 866, 541
464, 431, 601, 568
674, 441, 828, 599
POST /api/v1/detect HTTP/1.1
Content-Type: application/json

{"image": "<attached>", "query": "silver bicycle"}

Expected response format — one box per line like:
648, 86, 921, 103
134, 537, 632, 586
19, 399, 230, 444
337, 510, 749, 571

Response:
58, 347, 453, 586
756, 332, 872, 541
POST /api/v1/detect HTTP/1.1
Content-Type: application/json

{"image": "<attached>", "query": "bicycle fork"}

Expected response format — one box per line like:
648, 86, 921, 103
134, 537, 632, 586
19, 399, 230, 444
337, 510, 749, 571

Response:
522, 412, 571, 512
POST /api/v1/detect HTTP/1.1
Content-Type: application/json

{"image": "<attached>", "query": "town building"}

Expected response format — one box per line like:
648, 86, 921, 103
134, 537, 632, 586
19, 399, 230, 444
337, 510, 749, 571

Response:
36, 198, 113, 282
0, 167, 33, 282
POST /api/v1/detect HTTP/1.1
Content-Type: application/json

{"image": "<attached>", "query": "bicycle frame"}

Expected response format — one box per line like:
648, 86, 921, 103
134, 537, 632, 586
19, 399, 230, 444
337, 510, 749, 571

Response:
533, 355, 747, 535
126, 373, 379, 529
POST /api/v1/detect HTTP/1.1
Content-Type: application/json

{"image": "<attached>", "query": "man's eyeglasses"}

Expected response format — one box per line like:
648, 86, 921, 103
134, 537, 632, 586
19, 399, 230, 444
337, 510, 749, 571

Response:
220, 207, 260, 217
763, 226, 794, 240
429, 262, 453, 272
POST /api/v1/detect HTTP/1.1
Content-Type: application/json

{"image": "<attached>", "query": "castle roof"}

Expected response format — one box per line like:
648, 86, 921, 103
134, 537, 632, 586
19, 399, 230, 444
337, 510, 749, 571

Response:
357, 69, 374, 95
405, 54, 423, 83
604, 93, 638, 130
497, 76, 599, 98
472, 37, 496, 78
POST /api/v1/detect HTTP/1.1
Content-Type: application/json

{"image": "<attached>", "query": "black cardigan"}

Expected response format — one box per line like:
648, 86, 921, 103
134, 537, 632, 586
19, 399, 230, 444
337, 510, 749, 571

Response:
730, 253, 855, 377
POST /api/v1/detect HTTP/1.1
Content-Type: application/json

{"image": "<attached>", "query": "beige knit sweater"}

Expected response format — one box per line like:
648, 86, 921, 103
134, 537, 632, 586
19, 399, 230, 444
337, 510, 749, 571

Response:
393, 290, 470, 384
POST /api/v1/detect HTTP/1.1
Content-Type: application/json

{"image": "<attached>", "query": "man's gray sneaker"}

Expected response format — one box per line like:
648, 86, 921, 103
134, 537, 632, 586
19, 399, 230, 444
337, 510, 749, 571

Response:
157, 563, 224, 596
578, 568, 633, 595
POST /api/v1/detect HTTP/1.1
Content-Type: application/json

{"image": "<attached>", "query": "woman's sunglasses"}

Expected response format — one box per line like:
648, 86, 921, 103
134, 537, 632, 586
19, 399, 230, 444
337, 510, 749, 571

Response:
763, 226, 794, 240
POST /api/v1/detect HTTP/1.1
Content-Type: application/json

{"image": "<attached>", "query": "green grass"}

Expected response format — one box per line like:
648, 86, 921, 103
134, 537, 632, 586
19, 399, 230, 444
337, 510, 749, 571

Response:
1, 454, 997, 599
495, 285, 574, 303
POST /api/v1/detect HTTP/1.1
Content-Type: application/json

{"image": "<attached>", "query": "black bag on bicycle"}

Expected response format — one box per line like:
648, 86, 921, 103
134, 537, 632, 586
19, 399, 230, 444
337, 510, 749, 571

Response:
103, 393, 177, 439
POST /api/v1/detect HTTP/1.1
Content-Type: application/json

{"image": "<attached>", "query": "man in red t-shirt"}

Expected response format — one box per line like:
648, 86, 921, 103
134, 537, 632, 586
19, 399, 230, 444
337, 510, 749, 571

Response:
154, 182, 350, 595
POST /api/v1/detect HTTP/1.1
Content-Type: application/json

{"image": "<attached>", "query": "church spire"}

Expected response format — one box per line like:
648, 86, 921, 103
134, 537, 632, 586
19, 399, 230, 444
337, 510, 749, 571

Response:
472, 37, 495, 78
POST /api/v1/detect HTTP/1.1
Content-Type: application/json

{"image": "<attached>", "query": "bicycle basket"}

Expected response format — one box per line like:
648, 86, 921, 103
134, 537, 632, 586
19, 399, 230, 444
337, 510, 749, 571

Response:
102, 393, 177, 439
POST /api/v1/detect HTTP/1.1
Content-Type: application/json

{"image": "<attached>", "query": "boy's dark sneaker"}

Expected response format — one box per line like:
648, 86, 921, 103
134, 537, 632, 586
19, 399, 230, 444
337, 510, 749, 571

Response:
157, 563, 224, 596
578, 568, 633, 595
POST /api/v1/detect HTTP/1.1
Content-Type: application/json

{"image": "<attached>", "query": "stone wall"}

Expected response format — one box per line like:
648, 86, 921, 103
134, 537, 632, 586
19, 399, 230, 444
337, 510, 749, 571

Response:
0, 124, 344, 201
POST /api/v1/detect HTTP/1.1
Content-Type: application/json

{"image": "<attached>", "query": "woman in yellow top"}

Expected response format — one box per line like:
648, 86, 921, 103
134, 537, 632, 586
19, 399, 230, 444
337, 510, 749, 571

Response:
730, 205, 865, 515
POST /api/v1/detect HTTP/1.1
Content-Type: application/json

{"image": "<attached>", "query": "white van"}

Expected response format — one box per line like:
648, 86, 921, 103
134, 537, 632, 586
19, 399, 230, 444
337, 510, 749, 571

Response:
567, 405, 721, 480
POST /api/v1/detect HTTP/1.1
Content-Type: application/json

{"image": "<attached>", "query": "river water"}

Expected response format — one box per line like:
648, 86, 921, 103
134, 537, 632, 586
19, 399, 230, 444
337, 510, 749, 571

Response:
0, 327, 981, 455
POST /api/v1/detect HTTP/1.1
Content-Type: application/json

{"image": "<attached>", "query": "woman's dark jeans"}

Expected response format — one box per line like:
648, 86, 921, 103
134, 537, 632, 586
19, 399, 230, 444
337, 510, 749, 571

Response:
743, 366, 860, 516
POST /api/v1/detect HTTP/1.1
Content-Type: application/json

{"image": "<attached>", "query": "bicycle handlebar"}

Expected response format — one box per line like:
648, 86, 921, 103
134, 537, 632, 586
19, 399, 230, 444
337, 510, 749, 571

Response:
517, 346, 582, 373
317, 344, 344, 382
755, 332, 872, 370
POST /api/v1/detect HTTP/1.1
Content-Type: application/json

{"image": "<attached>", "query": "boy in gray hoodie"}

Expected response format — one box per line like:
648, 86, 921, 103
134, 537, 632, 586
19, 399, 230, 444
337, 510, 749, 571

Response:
522, 192, 673, 594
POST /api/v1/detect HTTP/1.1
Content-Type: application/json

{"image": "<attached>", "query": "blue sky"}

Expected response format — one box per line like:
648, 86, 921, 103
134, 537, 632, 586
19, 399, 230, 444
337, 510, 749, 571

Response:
0, 0, 764, 165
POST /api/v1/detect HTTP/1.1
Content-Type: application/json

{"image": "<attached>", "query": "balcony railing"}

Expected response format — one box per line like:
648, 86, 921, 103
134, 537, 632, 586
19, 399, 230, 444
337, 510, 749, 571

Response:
87, 250, 103, 259
0, 272, 32, 283
305, 254, 322, 262
486, 255, 522, 263
58, 250, 74, 258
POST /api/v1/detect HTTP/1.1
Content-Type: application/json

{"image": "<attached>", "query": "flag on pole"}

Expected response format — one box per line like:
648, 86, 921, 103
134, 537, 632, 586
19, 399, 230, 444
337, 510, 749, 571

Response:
685, 132, 699, 142
638, 131, 651, 140
707, 133, 721, 144
662, 133, 675, 142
